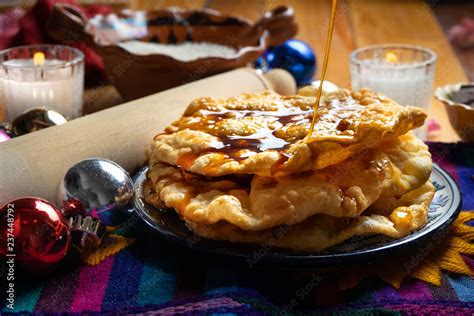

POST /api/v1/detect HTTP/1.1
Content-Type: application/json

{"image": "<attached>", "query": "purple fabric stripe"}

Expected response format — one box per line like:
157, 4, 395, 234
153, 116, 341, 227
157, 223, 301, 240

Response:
373, 283, 400, 302
34, 265, 80, 312
318, 300, 474, 312
385, 303, 474, 314
70, 256, 115, 312
398, 280, 433, 300
144, 297, 243, 314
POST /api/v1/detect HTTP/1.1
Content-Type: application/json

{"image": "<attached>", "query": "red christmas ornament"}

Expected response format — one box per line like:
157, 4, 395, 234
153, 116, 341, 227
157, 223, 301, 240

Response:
0, 197, 71, 274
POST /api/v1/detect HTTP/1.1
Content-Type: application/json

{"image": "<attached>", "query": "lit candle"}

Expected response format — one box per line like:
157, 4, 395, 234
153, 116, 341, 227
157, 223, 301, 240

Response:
350, 45, 436, 140
0, 45, 84, 121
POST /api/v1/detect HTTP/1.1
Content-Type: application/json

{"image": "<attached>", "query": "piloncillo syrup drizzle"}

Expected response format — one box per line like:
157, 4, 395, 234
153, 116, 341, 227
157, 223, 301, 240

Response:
176, 104, 314, 169
306, 0, 338, 142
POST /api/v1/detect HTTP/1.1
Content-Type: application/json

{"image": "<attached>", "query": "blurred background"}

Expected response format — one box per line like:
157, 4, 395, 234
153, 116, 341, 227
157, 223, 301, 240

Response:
0, 0, 473, 142
1, 0, 472, 82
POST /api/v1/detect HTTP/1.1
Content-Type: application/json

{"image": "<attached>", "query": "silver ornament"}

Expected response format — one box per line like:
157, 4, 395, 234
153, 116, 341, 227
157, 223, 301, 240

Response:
12, 107, 68, 136
56, 158, 134, 224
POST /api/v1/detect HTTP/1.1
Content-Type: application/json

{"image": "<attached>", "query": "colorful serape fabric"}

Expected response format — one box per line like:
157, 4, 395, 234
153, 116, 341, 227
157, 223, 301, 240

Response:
1, 142, 473, 315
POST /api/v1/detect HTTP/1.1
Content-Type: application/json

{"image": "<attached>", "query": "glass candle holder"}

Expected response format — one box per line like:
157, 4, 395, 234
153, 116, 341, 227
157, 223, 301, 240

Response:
0, 45, 84, 121
349, 44, 436, 139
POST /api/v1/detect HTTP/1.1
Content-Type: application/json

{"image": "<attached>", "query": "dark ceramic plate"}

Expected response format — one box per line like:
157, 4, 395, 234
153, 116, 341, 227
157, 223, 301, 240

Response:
132, 163, 461, 266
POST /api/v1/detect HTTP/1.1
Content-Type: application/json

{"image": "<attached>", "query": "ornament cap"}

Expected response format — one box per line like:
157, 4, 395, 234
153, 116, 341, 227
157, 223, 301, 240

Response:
69, 215, 106, 250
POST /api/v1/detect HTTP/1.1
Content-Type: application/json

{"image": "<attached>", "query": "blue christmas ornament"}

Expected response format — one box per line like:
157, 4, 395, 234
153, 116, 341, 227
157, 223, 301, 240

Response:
256, 39, 317, 86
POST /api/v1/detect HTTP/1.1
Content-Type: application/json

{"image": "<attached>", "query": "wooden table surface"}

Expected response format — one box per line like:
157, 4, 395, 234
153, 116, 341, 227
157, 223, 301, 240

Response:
89, 0, 471, 142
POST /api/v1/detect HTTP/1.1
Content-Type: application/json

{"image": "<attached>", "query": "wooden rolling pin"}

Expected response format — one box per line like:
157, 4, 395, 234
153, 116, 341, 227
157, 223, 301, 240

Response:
0, 67, 296, 204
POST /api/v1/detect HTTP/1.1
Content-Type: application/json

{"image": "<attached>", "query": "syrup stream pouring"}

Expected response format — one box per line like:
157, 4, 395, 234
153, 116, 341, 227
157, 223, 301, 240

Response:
306, 0, 338, 142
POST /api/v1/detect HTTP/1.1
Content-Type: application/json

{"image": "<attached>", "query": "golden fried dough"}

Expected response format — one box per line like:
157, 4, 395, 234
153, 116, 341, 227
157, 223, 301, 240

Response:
378, 133, 432, 197
145, 134, 431, 231
145, 88, 434, 252
149, 90, 427, 177
185, 181, 435, 252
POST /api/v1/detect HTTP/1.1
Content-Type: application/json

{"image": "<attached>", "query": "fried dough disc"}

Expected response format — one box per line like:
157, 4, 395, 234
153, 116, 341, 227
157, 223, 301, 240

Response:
149, 90, 426, 177
185, 181, 434, 252
145, 134, 431, 231
378, 133, 432, 197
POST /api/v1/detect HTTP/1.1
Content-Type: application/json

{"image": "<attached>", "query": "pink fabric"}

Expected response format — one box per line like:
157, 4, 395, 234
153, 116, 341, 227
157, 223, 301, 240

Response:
398, 281, 433, 300
70, 256, 115, 312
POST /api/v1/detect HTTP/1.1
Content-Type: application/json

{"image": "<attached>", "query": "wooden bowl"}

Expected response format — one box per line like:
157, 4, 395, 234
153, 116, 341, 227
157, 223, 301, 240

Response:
48, 4, 297, 100
435, 83, 474, 142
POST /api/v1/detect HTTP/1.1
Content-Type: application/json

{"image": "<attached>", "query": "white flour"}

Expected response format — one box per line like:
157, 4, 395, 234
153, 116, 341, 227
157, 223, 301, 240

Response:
118, 41, 238, 61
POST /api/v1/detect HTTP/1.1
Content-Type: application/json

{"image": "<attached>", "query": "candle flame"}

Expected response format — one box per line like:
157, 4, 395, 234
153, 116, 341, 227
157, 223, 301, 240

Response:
385, 51, 398, 63
33, 52, 45, 66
